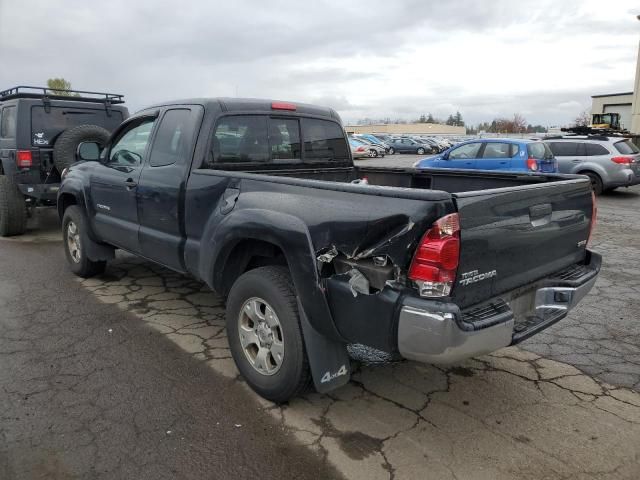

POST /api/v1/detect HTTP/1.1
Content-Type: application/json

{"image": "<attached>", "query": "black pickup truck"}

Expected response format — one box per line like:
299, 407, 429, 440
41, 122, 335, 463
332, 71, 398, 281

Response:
57, 98, 600, 402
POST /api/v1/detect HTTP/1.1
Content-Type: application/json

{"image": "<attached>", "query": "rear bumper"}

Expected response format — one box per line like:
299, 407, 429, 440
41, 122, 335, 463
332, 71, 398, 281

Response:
606, 168, 640, 188
397, 251, 600, 364
17, 183, 60, 202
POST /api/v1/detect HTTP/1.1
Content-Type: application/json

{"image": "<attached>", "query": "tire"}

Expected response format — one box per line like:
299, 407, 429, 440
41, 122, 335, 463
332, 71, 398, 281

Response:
0, 176, 27, 237
388, 147, 395, 155
226, 266, 312, 403
62, 205, 106, 277
53, 124, 111, 174
417, 147, 426, 155
368, 149, 378, 158
582, 172, 603, 196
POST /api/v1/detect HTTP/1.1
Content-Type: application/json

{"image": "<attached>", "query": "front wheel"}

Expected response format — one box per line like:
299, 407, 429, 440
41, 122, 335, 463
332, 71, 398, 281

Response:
226, 266, 312, 403
62, 206, 106, 277
417, 147, 426, 155
368, 149, 378, 158
388, 147, 395, 155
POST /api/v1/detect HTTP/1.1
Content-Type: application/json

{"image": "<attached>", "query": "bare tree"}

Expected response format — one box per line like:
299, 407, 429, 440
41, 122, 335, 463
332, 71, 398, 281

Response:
574, 110, 591, 127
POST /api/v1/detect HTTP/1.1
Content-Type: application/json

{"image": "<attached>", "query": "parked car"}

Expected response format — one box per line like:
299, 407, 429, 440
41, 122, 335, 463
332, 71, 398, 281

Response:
349, 137, 378, 158
414, 138, 558, 173
0, 85, 128, 236
353, 134, 391, 153
350, 136, 385, 157
58, 97, 599, 403
414, 137, 445, 153
389, 137, 435, 155
543, 136, 640, 194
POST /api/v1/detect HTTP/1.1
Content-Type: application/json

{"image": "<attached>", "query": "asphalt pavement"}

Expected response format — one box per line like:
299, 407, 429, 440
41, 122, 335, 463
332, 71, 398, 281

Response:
0, 216, 343, 480
1, 166, 639, 479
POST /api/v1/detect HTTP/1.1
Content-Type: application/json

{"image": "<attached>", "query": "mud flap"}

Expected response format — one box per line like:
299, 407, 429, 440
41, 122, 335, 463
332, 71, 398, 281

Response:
297, 299, 351, 393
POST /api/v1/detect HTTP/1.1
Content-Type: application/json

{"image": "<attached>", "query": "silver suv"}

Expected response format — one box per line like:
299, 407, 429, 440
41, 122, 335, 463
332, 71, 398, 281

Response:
543, 136, 640, 194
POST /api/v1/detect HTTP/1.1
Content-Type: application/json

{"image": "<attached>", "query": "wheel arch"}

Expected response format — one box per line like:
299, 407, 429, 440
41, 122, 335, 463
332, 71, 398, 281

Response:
202, 208, 345, 342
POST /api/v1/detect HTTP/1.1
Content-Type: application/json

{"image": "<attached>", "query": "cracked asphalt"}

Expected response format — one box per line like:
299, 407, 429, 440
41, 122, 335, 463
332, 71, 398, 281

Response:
1, 174, 639, 479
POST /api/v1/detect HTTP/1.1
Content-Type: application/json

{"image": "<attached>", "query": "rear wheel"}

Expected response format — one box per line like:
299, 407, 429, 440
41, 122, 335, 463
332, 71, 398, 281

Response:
582, 172, 603, 195
368, 149, 378, 158
226, 266, 312, 403
62, 205, 106, 277
388, 147, 395, 155
0, 176, 27, 237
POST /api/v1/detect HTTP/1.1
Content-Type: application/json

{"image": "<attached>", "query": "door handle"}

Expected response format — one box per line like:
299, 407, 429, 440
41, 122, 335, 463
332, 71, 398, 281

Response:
125, 178, 137, 189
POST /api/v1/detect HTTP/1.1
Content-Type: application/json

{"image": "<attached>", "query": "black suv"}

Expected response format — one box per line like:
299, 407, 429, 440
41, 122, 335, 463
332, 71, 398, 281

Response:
0, 86, 129, 236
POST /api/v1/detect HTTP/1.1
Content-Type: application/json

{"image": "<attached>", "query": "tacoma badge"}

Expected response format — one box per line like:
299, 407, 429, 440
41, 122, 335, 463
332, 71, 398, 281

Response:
459, 269, 497, 286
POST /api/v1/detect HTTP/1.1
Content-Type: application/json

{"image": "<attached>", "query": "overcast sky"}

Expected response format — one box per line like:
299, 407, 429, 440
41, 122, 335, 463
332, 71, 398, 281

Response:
0, 0, 638, 126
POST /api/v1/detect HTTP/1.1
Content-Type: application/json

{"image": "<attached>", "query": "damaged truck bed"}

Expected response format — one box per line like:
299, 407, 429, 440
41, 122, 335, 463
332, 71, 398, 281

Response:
58, 98, 600, 402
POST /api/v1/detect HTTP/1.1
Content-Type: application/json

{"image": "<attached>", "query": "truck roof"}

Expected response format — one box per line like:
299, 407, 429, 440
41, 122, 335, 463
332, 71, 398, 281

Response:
143, 97, 341, 121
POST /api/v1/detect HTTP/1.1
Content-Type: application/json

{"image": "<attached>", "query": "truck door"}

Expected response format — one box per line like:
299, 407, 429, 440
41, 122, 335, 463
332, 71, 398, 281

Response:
137, 106, 203, 271
90, 116, 156, 252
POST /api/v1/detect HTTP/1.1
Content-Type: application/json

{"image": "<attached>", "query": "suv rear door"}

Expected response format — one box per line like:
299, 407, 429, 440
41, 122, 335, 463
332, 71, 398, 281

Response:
546, 141, 586, 174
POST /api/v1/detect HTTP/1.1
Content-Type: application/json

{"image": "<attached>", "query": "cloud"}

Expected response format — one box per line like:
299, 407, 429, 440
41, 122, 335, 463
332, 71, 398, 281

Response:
0, 0, 637, 125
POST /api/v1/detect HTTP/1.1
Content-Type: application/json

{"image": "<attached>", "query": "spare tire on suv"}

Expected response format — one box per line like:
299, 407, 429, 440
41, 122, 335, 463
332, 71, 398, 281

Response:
53, 124, 111, 173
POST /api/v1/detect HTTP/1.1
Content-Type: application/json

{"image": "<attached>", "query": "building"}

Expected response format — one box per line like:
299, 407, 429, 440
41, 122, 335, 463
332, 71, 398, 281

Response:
591, 39, 640, 134
590, 92, 633, 130
344, 123, 465, 135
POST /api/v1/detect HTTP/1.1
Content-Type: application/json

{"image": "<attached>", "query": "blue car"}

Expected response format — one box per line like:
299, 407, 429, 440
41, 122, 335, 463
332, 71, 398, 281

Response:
413, 138, 558, 173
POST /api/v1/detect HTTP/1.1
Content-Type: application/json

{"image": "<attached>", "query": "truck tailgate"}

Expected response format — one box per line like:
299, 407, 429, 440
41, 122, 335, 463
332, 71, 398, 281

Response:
451, 178, 593, 308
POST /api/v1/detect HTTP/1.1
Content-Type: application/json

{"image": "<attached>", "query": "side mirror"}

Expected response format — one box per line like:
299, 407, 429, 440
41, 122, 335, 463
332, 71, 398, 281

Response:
76, 142, 102, 162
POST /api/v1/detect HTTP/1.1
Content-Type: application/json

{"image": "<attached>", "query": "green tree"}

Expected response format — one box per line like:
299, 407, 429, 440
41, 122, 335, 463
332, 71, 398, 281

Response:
46, 78, 79, 96
453, 111, 464, 127
445, 114, 455, 126
418, 114, 427, 123
426, 113, 435, 123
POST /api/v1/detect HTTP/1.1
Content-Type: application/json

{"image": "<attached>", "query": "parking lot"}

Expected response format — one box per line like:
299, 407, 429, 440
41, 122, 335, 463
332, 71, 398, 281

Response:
1, 160, 639, 479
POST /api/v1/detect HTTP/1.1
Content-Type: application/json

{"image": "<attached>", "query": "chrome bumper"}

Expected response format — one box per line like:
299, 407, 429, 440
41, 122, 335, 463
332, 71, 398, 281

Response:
397, 270, 598, 364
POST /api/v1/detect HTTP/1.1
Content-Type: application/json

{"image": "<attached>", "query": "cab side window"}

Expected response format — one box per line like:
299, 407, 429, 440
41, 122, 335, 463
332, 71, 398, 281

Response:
149, 109, 198, 167
109, 118, 155, 166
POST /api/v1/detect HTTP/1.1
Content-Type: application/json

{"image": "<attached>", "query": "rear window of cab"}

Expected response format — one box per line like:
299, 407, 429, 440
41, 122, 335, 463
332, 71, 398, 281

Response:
208, 115, 349, 166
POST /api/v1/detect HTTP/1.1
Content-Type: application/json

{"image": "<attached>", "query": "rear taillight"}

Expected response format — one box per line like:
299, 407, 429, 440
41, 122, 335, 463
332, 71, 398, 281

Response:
526, 158, 538, 171
587, 191, 597, 247
408, 213, 460, 297
356, 147, 365, 152
16, 150, 32, 168
611, 156, 633, 165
